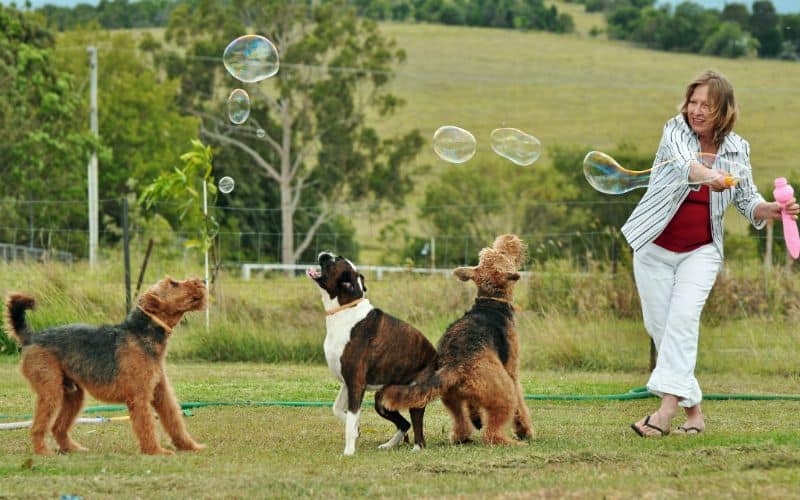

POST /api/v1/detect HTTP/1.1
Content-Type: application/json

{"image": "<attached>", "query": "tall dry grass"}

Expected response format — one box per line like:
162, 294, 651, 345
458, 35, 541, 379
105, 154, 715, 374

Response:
1, 258, 798, 376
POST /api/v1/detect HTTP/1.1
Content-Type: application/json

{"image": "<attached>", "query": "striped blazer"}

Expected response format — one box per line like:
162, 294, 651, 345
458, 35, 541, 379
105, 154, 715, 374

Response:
621, 114, 766, 258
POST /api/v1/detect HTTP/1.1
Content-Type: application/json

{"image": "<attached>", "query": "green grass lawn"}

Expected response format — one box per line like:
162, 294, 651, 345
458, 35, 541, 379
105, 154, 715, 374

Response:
2, 360, 799, 498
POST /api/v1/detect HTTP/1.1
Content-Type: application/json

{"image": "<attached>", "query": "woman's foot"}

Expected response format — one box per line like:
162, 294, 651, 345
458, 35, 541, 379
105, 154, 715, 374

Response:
676, 405, 705, 434
630, 411, 671, 437
675, 419, 705, 435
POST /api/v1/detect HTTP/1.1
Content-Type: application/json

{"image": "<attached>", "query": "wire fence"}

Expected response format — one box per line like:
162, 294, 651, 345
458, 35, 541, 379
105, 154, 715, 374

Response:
0, 196, 784, 275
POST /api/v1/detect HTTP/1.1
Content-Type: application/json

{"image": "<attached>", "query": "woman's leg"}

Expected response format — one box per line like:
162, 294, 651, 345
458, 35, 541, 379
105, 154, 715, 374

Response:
647, 244, 720, 408
632, 244, 720, 435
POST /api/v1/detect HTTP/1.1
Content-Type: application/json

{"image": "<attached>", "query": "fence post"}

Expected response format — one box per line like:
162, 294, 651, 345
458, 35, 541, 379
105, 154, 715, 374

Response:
122, 197, 132, 311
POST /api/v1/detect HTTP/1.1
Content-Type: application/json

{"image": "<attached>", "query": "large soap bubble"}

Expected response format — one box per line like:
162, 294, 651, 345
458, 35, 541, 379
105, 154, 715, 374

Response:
583, 151, 740, 195
223, 35, 279, 83
490, 128, 542, 166
432, 126, 476, 164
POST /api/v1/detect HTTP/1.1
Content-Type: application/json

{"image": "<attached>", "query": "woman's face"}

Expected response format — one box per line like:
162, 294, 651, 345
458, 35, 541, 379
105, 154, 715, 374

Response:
687, 84, 715, 140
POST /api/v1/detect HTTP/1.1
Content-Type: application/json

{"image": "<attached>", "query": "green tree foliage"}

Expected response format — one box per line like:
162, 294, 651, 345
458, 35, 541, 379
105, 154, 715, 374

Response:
603, 0, 794, 60
37, 0, 180, 31
52, 29, 199, 237
349, 0, 576, 32
417, 151, 615, 267
149, 0, 422, 264
140, 140, 218, 254
701, 21, 758, 58
0, 5, 97, 255
750, 0, 783, 57
779, 14, 800, 59
721, 3, 750, 28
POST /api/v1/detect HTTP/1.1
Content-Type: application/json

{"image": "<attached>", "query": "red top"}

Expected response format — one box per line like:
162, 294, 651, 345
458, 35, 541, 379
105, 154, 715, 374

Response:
653, 185, 712, 252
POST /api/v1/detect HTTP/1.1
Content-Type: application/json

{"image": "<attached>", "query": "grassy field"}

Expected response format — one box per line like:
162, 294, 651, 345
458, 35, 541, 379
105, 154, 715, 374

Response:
1, 261, 800, 497
1, 361, 799, 498
378, 21, 800, 180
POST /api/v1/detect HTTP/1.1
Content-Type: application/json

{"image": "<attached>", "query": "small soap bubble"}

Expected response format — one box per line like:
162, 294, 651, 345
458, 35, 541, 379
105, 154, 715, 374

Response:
218, 176, 235, 194
490, 128, 542, 166
256, 128, 266, 138
223, 35, 279, 83
432, 126, 476, 164
227, 89, 250, 125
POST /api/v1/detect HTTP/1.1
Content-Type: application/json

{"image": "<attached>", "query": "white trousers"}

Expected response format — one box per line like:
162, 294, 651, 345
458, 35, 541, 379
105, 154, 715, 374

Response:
633, 242, 722, 408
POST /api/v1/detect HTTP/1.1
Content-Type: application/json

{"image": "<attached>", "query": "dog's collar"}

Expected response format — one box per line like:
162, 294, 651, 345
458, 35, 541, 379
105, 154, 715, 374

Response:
476, 296, 517, 311
137, 305, 174, 335
325, 298, 366, 316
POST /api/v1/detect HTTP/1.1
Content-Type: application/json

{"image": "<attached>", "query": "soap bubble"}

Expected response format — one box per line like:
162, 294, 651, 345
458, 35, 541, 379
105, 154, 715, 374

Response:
227, 89, 250, 125
583, 151, 741, 195
218, 176, 235, 194
432, 126, 476, 164
490, 128, 542, 166
223, 35, 279, 83
256, 128, 266, 138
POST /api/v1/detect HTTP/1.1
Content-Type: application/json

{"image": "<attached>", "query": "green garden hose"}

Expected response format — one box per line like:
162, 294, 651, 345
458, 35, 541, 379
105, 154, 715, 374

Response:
2, 386, 800, 422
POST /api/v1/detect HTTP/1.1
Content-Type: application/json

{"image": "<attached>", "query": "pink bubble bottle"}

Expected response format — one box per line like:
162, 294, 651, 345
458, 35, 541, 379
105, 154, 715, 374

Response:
773, 178, 800, 259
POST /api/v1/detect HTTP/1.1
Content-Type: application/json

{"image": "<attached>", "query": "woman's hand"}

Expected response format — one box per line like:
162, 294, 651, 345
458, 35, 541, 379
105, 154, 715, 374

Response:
688, 161, 734, 192
756, 198, 800, 221
705, 170, 736, 192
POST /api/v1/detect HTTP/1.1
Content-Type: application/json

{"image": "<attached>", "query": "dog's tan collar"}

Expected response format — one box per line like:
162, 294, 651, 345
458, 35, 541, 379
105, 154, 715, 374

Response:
325, 298, 365, 316
476, 296, 517, 311
137, 305, 174, 335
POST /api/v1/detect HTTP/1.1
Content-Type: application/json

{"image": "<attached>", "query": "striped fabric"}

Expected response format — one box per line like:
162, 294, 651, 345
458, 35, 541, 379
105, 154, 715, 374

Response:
621, 114, 766, 258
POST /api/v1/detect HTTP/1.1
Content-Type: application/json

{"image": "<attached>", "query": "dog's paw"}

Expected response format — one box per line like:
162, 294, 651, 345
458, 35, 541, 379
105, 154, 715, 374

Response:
34, 447, 55, 457
143, 447, 175, 456
377, 430, 405, 450
175, 440, 205, 452
185, 443, 206, 452
59, 443, 89, 453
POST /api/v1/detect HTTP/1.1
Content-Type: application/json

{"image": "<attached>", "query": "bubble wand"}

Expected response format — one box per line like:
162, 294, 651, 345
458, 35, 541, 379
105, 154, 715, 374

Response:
583, 151, 739, 195
773, 178, 800, 259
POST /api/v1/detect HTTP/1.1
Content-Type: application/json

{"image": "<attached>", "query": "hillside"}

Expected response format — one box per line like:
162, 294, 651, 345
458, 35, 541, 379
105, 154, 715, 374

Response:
354, 21, 800, 250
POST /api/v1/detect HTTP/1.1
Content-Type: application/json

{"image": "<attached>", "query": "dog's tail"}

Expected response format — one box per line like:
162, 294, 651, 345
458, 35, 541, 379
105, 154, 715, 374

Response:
381, 367, 459, 411
4, 293, 35, 346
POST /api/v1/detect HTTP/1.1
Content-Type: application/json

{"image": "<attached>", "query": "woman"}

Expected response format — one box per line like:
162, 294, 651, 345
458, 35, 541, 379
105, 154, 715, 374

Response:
621, 69, 799, 437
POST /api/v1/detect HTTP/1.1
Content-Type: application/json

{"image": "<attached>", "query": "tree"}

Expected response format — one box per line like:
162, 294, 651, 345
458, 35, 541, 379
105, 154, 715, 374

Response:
418, 154, 592, 266
153, 0, 424, 265
53, 28, 199, 236
720, 2, 750, 29
701, 21, 757, 58
750, 0, 782, 57
0, 5, 97, 255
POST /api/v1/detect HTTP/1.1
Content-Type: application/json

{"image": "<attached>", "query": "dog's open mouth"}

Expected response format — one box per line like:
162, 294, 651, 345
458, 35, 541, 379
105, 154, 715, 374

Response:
306, 268, 322, 280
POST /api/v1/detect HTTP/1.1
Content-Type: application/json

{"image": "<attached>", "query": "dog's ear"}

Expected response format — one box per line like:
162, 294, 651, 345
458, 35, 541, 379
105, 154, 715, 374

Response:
453, 267, 475, 282
358, 273, 367, 292
507, 272, 521, 282
140, 292, 166, 314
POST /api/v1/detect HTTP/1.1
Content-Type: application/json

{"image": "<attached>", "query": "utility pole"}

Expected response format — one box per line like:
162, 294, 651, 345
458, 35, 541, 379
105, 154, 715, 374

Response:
87, 46, 99, 268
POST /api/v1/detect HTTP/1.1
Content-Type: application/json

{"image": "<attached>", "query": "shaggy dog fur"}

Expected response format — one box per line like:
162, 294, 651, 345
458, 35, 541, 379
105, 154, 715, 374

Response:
382, 234, 533, 445
4, 276, 206, 456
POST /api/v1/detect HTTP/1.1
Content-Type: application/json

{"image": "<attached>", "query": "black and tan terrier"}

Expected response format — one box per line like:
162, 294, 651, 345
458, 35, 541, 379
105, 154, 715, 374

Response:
4, 276, 207, 456
383, 234, 533, 445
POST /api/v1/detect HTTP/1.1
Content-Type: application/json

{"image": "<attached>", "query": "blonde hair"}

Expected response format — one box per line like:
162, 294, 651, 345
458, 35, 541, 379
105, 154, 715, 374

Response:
680, 69, 738, 147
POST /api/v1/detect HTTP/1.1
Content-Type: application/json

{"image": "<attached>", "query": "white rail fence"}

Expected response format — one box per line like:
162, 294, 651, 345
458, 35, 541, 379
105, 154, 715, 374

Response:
240, 263, 540, 280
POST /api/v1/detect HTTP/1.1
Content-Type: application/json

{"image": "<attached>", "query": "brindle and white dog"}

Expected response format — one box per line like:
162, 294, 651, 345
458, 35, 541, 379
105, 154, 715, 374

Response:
307, 252, 438, 455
